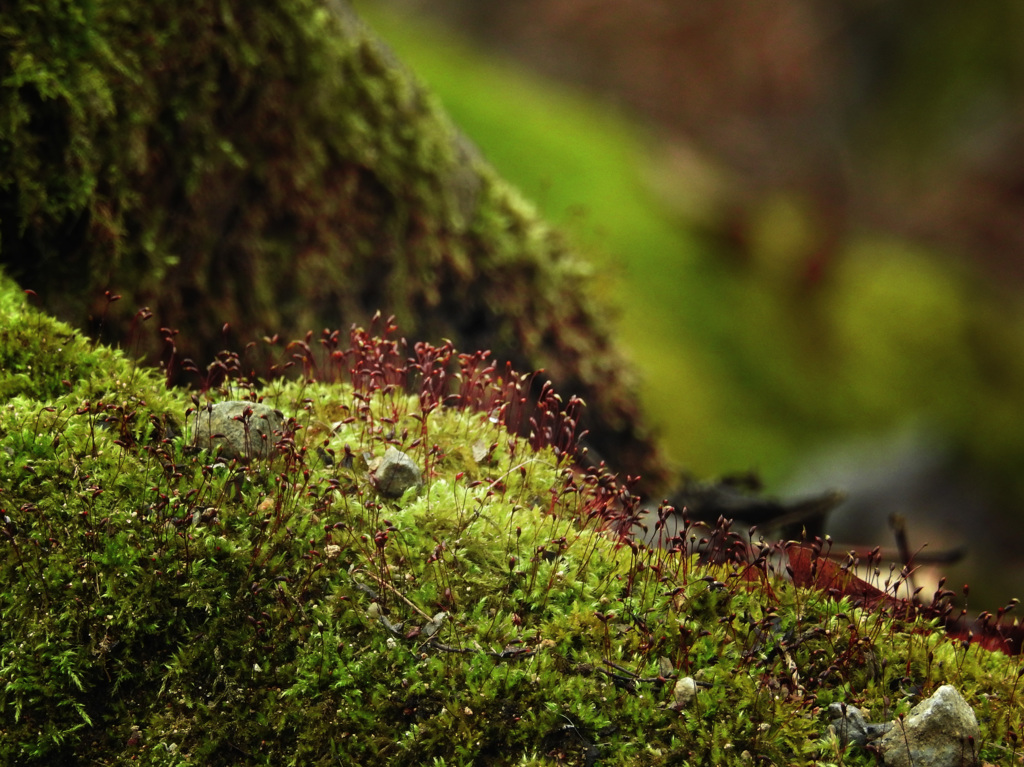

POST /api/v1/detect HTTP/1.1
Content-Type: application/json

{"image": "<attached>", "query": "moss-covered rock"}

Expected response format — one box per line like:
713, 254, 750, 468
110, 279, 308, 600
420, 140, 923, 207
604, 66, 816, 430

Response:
1, 271, 1021, 765
0, 0, 666, 491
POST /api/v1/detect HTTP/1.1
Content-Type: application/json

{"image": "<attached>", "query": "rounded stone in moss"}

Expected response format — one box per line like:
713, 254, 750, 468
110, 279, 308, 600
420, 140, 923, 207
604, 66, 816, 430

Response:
371, 446, 422, 498
191, 401, 284, 460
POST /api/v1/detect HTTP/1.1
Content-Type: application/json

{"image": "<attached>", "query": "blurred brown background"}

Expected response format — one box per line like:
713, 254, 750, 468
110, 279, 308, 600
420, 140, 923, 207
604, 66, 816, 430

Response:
383, 0, 1024, 281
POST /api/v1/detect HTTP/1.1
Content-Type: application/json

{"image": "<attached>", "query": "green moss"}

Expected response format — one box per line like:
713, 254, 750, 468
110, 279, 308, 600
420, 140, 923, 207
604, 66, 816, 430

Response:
0, 0, 666, 491
1, 272, 1022, 765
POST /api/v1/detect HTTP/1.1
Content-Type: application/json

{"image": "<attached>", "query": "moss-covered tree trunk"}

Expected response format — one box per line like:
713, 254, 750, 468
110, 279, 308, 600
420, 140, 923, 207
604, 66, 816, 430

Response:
0, 0, 667, 491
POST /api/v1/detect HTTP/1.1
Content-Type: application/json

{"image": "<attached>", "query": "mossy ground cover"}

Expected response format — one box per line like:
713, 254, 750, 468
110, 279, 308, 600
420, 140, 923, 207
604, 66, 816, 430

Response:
0, 0, 665, 493
2, 274, 1022, 765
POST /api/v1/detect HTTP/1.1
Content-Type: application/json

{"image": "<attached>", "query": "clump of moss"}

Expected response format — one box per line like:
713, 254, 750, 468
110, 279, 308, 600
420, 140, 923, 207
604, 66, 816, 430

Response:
1, 274, 1022, 765
0, 0, 666, 492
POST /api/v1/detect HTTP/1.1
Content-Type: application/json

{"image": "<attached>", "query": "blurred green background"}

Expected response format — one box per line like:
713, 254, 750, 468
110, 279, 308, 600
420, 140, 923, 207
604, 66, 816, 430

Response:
354, 1, 1024, 607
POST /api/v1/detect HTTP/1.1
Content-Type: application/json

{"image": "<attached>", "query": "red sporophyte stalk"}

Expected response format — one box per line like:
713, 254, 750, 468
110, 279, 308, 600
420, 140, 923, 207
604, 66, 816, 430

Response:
199, 314, 593, 483
167, 313, 1024, 659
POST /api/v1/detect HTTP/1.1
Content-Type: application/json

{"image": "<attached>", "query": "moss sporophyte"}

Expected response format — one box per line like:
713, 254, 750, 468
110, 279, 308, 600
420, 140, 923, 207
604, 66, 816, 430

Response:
1, 285, 1022, 766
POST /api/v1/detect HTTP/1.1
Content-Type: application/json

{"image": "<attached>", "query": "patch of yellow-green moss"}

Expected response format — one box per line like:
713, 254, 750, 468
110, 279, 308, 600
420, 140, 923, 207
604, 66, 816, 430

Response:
1, 274, 1022, 765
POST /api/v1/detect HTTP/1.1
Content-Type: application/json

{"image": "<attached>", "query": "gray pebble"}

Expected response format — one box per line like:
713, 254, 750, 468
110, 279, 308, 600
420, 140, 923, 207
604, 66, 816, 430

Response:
828, 702, 892, 747
876, 685, 979, 767
373, 447, 422, 498
191, 401, 284, 460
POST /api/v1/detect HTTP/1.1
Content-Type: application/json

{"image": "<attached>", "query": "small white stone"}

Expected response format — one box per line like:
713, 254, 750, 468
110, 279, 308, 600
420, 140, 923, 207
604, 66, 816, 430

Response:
670, 676, 698, 709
